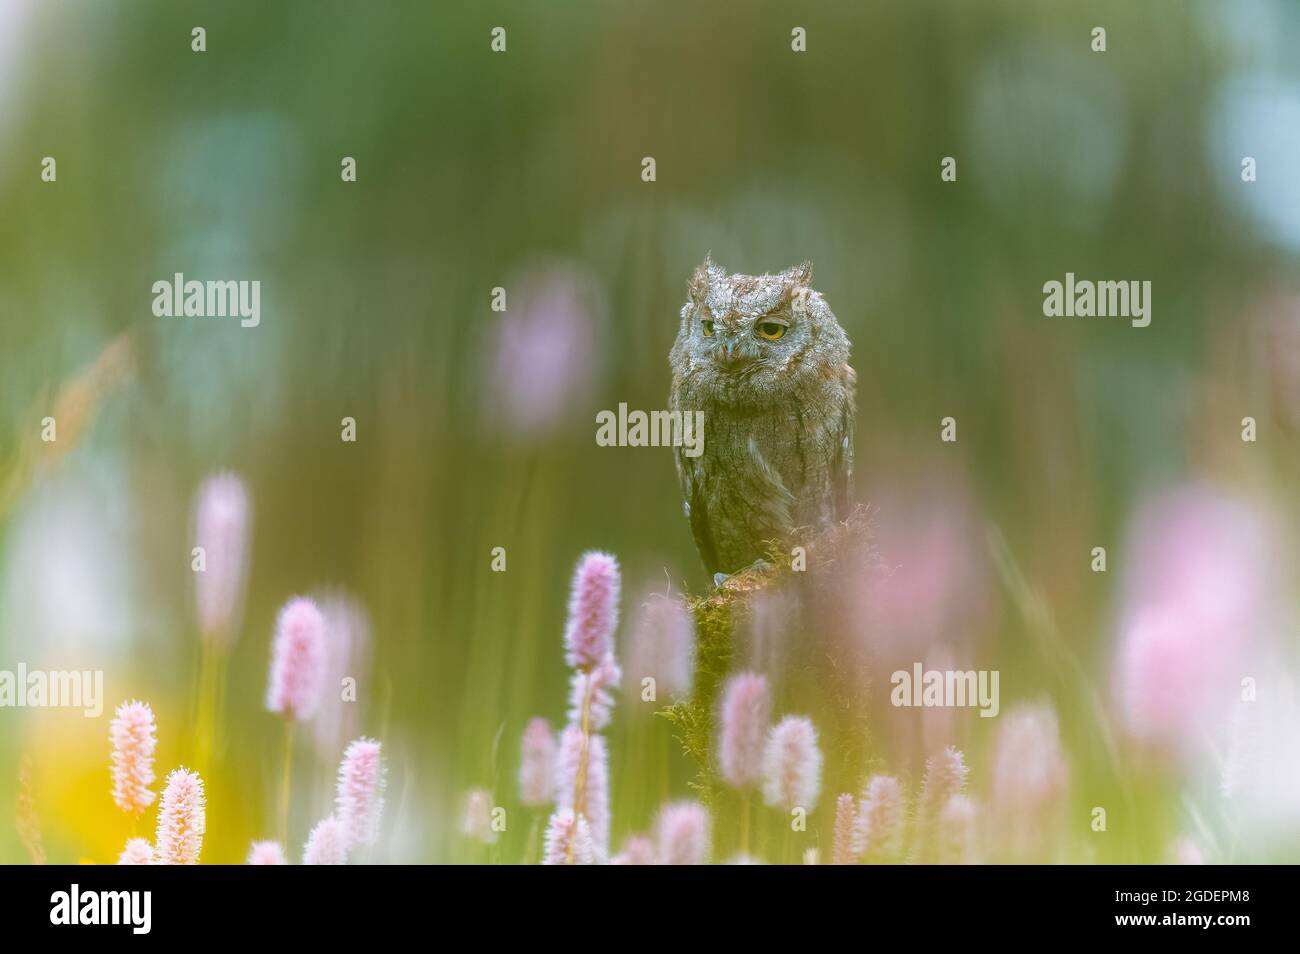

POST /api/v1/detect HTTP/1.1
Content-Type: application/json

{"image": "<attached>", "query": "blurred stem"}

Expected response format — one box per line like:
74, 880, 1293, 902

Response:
279, 720, 295, 844
212, 647, 230, 761
523, 813, 541, 865
658, 725, 669, 805
739, 790, 751, 856
192, 639, 225, 771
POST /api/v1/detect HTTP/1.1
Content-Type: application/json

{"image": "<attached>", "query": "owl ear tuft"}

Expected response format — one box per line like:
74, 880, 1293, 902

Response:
689, 254, 715, 300
791, 261, 813, 286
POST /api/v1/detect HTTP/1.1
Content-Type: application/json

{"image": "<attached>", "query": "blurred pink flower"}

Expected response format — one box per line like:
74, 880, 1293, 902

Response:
192, 471, 251, 646
656, 801, 711, 865
1114, 485, 1277, 754
761, 715, 822, 812
312, 594, 372, 759
740, 587, 797, 678
564, 551, 620, 671
335, 737, 385, 850
857, 475, 989, 665
109, 700, 156, 816
483, 263, 606, 439
266, 596, 326, 721
832, 793, 857, 865
1171, 836, 1206, 865
542, 810, 595, 865
155, 768, 205, 865
462, 788, 497, 844
853, 774, 904, 861
718, 672, 771, 789
246, 841, 287, 865
303, 816, 346, 865
989, 702, 1069, 860
610, 835, 657, 865
937, 795, 977, 865
623, 591, 694, 703
518, 717, 558, 809
117, 838, 154, 865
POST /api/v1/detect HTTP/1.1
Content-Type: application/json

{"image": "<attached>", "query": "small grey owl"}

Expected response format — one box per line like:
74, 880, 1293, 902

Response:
669, 256, 856, 578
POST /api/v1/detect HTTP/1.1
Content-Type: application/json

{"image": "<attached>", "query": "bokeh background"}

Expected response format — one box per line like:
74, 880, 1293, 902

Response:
2, 0, 1299, 863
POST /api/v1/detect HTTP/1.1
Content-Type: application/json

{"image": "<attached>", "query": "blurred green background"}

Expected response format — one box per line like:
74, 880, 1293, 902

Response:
2, 0, 1299, 863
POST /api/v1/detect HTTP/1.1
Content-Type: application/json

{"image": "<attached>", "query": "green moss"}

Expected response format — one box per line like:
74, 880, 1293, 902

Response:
658, 582, 740, 806
659, 507, 877, 810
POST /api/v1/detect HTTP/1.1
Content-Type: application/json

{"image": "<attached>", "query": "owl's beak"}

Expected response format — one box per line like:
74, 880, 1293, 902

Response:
713, 341, 755, 372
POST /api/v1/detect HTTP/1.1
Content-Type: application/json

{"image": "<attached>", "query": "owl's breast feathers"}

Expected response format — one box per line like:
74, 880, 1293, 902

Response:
672, 361, 856, 576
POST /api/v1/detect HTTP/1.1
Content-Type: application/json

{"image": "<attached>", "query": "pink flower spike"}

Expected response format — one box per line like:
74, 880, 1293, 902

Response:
117, 838, 154, 865
918, 746, 968, 862
109, 700, 156, 816
193, 471, 251, 646
335, 737, 385, 851
542, 810, 595, 865
656, 801, 711, 865
266, 597, 327, 721
303, 816, 347, 865
154, 768, 205, 865
567, 653, 621, 731
553, 726, 610, 859
853, 774, 905, 861
564, 551, 620, 671
832, 793, 857, 865
312, 594, 373, 758
761, 715, 822, 812
518, 718, 557, 809
247, 841, 287, 865
718, 672, 771, 789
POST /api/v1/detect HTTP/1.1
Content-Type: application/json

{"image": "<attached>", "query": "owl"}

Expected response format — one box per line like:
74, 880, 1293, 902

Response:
669, 256, 856, 578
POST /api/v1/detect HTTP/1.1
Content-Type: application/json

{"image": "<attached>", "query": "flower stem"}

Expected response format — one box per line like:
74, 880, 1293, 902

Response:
739, 789, 751, 856
279, 720, 295, 844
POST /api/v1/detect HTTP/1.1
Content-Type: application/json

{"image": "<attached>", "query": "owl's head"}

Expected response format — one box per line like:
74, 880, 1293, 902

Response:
672, 255, 849, 404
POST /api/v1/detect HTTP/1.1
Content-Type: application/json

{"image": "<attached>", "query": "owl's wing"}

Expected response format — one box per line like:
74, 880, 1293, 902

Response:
831, 368, 856, 520
675, 447, 721, 576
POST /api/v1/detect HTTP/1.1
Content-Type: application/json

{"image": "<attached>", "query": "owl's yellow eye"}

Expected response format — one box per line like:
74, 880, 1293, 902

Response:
756, 320, 787, 341
701, 319, 714, 337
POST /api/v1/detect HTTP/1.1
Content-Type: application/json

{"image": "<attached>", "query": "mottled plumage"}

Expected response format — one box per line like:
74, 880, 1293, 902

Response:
669, 257, 856, 576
